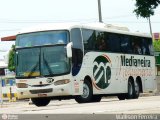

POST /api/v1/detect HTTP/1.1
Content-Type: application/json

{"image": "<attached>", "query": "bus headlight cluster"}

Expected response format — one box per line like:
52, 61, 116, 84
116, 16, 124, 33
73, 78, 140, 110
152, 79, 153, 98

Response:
16, 83, 28, 88
54, 79, 70, 86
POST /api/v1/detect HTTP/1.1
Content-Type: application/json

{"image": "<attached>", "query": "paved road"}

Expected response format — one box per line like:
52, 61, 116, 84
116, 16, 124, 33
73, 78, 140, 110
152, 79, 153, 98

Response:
1, 95, 160, 114
1, 96, 160, 120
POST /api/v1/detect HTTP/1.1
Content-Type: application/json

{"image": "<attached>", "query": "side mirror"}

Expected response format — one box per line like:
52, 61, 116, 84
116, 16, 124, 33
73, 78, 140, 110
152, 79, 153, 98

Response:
66, 42, 73, 58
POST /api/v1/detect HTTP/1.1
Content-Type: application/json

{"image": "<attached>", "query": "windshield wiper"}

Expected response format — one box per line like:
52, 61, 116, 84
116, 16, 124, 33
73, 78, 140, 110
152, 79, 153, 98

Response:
27, 61, 39, 77
43, 53, 54, 76
27, 53, 40, 77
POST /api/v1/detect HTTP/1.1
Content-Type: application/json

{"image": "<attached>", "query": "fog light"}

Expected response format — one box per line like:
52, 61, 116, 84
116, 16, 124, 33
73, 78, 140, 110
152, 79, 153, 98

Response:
16, 83, 28, 88
54, 79, 70, 85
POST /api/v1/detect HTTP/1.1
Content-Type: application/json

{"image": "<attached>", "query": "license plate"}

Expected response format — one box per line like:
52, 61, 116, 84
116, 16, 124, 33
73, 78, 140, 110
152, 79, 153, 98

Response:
38, 93, 47, 97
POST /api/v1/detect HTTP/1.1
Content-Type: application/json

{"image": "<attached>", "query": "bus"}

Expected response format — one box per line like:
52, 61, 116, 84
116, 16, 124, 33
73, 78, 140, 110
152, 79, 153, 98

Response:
15, 23, 157, 106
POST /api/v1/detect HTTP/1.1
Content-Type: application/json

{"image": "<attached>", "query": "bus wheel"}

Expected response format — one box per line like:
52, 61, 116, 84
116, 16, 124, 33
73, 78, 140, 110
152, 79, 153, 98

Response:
126, 80, 134, 99
133, 81, 140, 99
117, 94, 126, 100
92, 95, 102, 102
75, 80, 93, 103
31, 98, 50, 107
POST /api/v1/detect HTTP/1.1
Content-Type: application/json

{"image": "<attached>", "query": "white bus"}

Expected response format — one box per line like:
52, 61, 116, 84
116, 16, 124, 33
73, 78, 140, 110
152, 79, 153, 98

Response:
15, 23, 157, 106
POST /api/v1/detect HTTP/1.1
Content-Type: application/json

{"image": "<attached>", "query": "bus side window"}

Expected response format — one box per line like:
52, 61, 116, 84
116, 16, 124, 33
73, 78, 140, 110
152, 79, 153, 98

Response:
108, 33, 121, 53
148, 38, 154, 55
141, 38, 149, 55
82, 29, 96, 53
132, 37, 142, 55
96, 31, 107, 51
120, 35, 132, 54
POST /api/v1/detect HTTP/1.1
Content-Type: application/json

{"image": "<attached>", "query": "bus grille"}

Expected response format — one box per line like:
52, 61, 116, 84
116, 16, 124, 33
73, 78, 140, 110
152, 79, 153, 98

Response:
30, 88, 53, 94
30, 84, 50, 87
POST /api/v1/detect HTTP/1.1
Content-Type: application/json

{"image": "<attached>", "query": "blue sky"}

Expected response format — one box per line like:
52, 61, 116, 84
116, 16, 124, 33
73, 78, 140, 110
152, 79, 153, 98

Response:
0, 0, 160, 53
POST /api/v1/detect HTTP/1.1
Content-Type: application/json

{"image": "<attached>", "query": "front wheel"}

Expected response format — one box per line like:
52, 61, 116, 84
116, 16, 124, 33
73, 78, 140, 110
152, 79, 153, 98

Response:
75, 80, 93, 103
31, 98, 50, 107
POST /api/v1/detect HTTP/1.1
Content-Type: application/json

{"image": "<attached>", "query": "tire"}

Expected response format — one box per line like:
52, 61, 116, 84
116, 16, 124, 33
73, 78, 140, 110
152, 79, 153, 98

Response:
31, 98, 50, 107
133, 81, 140, 99
117, 94, 126, 100
75, 80, 93, 103
126, 80, 134, 99
92, 95, 102, 102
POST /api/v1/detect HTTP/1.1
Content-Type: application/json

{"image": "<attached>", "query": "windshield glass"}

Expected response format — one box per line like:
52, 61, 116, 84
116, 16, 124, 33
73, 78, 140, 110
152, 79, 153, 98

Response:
42, 46, 70, 76
16, 31, 68, 48
16, 48, 40, 77
16, 46, 70, 78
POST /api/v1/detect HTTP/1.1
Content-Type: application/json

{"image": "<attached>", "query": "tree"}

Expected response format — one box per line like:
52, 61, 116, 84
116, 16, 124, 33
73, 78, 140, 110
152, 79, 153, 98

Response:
153, 40, 160, 51
134, 0, 160, 18
8, 45, 15, 72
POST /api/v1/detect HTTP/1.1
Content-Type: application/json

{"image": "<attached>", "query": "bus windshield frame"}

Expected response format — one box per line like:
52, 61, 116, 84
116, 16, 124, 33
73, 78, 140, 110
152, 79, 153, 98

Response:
15, 30, 70, 78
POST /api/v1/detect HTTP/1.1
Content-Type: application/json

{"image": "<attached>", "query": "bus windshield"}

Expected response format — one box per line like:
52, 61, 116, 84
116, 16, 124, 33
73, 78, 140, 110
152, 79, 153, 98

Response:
15, 30, 70, 78
16, 46, 70, 78
16, 31, 68, 48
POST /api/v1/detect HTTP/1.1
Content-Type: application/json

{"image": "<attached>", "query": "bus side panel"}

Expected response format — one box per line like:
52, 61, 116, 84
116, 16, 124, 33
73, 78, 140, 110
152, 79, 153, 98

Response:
75, 52, 157, 95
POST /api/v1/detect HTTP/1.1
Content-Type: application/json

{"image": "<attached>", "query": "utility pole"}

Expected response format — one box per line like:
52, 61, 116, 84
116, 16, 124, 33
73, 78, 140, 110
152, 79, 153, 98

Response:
149, 17, 153, 39
98, 0, 103, 23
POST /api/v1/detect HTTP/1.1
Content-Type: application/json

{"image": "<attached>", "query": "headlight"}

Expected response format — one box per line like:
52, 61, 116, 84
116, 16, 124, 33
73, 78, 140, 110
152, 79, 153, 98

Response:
16, 83, 28, 88
54, 79, 70, 86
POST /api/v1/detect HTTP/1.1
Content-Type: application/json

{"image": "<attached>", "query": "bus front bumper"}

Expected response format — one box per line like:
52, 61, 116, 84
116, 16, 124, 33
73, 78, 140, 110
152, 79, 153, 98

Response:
16, 84, 73, 99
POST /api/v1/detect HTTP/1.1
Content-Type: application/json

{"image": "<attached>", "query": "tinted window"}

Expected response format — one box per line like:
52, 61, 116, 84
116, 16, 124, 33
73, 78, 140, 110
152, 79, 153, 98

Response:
107, 33, 121, 52
147, 38, 154, 55
82, 29, 96, 52
130, 36, 153, 55
131, 36, 143, 54
95, 31, 107, 51
82, 28, 153, 55
120, 35, 132, 53
141, 38, 150, 55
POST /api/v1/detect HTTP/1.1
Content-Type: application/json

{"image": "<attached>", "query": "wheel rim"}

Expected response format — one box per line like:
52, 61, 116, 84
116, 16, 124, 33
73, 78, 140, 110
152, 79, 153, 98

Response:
82, 83, 90, 98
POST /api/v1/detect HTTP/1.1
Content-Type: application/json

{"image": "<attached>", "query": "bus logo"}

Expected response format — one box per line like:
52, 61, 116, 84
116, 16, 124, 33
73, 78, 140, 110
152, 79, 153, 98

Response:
93, 54, 111, 89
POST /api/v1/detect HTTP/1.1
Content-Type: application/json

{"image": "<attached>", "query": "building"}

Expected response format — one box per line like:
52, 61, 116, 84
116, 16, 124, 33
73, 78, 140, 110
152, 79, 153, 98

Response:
1, 35, 16, 41
153, 33, 160, 40
1, 35, 16, 101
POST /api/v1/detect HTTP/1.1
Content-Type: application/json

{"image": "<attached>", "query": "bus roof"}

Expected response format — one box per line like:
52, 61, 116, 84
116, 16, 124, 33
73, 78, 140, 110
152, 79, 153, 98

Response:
18, 22, 151, 38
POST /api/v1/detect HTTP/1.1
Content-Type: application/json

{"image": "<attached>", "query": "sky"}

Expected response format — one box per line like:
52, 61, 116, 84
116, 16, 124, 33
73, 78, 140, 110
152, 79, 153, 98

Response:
0, 0, 160, 58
